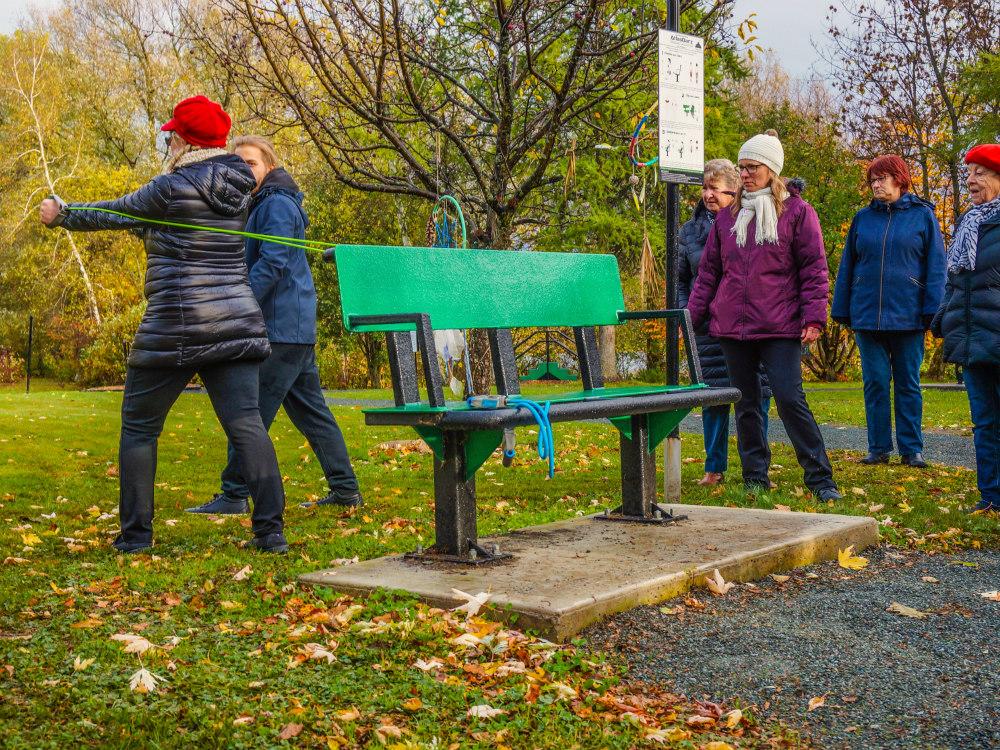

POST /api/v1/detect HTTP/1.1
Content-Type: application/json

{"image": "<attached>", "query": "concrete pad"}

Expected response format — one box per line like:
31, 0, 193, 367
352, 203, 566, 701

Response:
299, 505, 878, 641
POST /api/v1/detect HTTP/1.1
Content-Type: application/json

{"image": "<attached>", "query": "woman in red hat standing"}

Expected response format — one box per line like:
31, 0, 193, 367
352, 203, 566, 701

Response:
39, 95, 289, 553
933, 144, 1000, 515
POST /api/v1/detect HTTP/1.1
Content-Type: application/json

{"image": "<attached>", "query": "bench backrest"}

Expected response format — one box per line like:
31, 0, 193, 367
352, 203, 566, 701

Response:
332, 244, 626, 332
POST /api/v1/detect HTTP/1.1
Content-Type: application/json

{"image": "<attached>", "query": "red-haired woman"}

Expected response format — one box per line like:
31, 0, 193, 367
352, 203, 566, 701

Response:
832, 155, 946, 468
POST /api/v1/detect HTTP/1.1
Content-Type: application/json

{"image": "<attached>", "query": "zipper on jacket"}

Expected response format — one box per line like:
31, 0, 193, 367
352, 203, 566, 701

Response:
878, 205, 893, 328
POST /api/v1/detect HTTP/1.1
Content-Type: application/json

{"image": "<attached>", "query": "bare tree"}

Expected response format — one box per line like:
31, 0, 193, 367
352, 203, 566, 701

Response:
2, 35, 103, 325
183, 0, 735, 249
823, 0, 1000, 228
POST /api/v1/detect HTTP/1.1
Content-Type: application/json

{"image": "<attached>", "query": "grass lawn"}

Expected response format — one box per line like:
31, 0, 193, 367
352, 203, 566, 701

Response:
0, 386, 995, 748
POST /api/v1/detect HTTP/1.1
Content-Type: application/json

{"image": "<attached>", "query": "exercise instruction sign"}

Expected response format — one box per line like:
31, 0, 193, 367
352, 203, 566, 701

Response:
658, 29, 704, 185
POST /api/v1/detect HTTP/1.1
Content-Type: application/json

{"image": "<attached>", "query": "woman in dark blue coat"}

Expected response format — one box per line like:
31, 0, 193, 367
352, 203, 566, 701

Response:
39, 96, 288, 554
679, 159, 770, 486
832, 155, 946, 469
933, 144, 1000, 514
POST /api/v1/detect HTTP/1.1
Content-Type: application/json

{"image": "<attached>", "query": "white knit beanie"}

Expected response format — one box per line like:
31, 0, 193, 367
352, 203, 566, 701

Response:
739, 132, 784, 176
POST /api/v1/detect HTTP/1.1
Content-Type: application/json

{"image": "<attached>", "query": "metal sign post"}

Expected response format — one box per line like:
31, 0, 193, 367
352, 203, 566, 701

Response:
659, 3, 704, 500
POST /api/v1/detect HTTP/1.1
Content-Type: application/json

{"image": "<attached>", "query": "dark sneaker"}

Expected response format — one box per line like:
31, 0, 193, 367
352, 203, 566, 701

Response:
816, 487, 845, 502
300, 490, 364, 509
185, 493, 250, 515
966, 499, 1000, 515
901, 453, 929, 469
245, 532, 289, 554
112, 535, 153, 554
859, 452, 891, 465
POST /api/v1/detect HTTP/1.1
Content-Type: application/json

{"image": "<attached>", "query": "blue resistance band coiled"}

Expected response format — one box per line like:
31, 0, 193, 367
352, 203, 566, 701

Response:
466, 395, 555, 478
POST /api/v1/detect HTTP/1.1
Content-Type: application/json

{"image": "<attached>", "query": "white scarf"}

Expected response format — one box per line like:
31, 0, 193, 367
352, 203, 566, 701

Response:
732, 186, 779, 247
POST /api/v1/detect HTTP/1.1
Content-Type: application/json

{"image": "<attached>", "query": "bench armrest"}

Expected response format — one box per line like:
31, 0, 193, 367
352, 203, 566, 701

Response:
348, 313, 446, 407
617, 308, 703, 385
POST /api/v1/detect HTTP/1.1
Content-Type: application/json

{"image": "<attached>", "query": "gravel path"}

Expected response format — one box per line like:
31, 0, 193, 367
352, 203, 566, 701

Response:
582, 547, 1000, 750
323, 394, 978, 469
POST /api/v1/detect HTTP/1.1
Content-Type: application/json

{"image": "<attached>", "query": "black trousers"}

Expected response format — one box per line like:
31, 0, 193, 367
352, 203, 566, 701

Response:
219, 344, 358, 499
719, 337, 836, 492
119, 361, 285, 543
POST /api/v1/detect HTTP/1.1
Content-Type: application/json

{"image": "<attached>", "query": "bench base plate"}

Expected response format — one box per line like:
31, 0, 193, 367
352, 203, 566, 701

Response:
300, 504, 878, 641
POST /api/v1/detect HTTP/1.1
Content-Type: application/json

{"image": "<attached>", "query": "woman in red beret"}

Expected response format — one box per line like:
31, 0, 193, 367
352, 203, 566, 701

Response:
932, 144, 1000, 515
38, 95, 290, 553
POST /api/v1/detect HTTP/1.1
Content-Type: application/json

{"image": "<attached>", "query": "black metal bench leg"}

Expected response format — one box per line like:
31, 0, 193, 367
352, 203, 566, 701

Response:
431, 431, 478, 557
620, 413, 656, 516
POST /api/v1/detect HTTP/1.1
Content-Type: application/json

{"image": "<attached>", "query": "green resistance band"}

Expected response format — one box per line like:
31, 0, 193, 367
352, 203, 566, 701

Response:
64, 206, 330, 253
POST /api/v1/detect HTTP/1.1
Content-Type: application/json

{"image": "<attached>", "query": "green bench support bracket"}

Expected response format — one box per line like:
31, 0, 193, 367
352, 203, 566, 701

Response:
609, 409, 692, 453
414, 426, 503, 481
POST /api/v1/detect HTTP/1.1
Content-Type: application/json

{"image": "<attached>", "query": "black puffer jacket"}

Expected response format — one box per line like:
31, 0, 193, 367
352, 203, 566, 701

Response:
55, 154, 270, 368
678, 200, 772, 397
934, 211, 1000, 366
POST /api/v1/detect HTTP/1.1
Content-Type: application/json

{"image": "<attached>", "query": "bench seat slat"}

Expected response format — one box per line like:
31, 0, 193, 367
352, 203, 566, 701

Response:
361, 386, 742, 429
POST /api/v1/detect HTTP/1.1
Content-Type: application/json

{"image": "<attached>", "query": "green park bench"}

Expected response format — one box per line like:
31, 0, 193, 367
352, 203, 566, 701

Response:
324, 244, 741, 563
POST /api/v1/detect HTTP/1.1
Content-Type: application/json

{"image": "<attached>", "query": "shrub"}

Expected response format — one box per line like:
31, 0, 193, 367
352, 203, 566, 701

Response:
78, 304, 145, 386
0, 349, 24, 383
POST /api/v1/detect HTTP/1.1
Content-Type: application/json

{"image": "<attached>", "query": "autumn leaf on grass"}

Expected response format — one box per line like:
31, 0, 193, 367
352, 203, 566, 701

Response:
450, 588, 491, 618
897, 500, 913, 513
706, 569, 734, 596
334, 707, 361, 722
704, 743, 736, 750
3, 557, 29, 565
20, 533, 41, 547
467, 704, 507, 719
980, 591, 1000, 601
889, 601, 930, 619
723, 708, 744, 728
112, 633, 157, 655
232, 565, 252, 581
73, 656, 95, 671
276, 723, 303, 740
838, 545, 869, 570
807, 693, 829, 711
233, 713, 254, 726
684, 714, 716, 727
401, 697, 423, 711
297, 642, 337, 664
374, 721, 404, 745
72, 618, 103, 629
129, 668, 165, 694
412, 658, 444, 672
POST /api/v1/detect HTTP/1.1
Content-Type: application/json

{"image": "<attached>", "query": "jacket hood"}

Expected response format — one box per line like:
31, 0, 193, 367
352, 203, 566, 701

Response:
251, 167, 308, 227
869, 190, 934, 213
177, 153, 256, 217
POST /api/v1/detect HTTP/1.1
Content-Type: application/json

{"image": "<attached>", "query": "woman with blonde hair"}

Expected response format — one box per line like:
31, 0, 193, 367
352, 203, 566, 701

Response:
687, 130, 842, 501
679, 158, 771, 486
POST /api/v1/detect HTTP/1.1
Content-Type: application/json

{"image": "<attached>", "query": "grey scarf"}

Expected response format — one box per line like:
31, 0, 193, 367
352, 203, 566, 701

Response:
948, 195, 1000, 271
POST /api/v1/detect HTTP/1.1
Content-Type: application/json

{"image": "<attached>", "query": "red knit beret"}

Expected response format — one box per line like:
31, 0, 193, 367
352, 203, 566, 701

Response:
965, 144, 1000, 174
161, 95, 231, 148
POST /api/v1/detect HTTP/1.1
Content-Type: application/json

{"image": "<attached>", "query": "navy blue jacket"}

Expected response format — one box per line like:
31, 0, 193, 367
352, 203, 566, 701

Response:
246, 168, 317, 345
934, 211, 1000, 366
831, 191, 946, 331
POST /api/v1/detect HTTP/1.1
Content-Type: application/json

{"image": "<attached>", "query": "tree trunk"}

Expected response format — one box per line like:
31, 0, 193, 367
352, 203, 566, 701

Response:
598, 325, 619, 382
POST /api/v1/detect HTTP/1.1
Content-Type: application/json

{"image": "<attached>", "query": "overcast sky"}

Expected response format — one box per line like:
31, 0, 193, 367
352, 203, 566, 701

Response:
2, 0, 837, 79
730, 0, 837, 79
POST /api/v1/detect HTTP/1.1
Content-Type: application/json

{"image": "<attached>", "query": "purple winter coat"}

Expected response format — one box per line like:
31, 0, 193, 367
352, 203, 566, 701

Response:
687, 187, 829, 340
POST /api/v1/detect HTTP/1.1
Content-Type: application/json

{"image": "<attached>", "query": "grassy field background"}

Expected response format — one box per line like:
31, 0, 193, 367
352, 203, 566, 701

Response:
0, 381, 993, 748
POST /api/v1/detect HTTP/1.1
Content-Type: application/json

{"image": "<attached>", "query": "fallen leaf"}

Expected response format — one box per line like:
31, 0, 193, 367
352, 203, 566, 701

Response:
684, 714, 716, 727
129, 668, 164, 694
850, 487, 866, 496
770, 574, 791, 584
773, 503, 792, 511
704, 743, 736, 750
111, 633, 156, 654
334, 707, 360, 722
276, 723, 303, 740
73, 656, 95, 671
450, 588, 491, 617
401, 697, 423, 711
374, 722, 404, 745
705, 569, 734, 596
868, 503, 885, 512
71, 618, 103, 629
898, 501, 913, 512
921, 576, 939, 583
805, 573, 819, 579
162, 593, 182, 607
980, 591, 1000, 601
723, 708, 743, 728
3, 557, 29, 565
467, 704, 507, 719
232, 565, 253, 581
808, 693, 829, 711
889, 601, 930, 619
233, 713, 254, 726
838, 545, 869, 570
